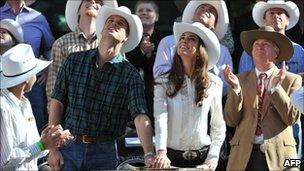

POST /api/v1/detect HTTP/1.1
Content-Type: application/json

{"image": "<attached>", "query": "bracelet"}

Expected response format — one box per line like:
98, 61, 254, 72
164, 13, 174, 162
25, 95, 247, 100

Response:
144, 151, 155, 158
36, 140, 46, 151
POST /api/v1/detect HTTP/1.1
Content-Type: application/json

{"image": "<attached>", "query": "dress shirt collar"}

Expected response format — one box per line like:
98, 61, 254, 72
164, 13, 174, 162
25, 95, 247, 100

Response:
255, 66, 274, 79
75, 27, 97, 43
1, 2, 31, 14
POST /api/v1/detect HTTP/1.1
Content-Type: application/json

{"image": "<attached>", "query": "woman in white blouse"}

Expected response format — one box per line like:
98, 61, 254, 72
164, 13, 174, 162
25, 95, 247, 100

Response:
152, 22, 226, 170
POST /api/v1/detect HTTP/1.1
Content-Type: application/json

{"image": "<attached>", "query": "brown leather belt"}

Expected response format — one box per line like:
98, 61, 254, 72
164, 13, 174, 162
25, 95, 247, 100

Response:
74, 134, 114, 143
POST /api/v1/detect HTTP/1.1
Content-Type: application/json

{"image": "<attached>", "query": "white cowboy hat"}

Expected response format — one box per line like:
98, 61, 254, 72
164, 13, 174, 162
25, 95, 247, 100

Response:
25, 0, 37, 6
0, 44, 52, 89
241, 26, 293, 62
96, 6, 143, 53
182, 0, 229, 40
65, 0, 118, 31
174, 22, 220, 71
0, 19, 24, 43
252, 0, 299, 30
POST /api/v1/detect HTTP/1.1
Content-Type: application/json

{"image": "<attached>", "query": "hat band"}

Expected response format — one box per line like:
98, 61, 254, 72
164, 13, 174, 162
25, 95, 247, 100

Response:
3, 64, 37, 77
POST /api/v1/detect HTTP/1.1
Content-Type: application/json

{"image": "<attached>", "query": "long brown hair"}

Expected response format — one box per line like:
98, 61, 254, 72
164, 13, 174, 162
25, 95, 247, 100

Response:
166, 39, 210, 106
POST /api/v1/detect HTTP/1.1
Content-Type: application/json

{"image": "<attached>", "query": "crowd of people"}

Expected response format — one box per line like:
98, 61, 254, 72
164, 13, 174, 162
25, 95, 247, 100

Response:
0, 0, 303, 170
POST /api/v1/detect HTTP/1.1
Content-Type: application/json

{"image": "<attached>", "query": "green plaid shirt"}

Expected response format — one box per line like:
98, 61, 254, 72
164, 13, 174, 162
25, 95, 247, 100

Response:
52, 48, 148, 138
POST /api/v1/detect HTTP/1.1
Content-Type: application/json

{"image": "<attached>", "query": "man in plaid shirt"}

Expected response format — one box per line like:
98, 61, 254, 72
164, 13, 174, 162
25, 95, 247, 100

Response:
47, 5, 155, 171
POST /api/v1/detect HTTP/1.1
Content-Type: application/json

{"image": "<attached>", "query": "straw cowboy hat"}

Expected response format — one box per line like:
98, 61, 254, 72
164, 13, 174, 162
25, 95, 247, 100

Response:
182, 0, 229, 40
0, 19, 24, 43
96, 5, 143, 53
0, 44, 52, 89
174, 22, 220, 71
240, 26, 293, 62
65, 0, 118, 31
252, 0, 300, 30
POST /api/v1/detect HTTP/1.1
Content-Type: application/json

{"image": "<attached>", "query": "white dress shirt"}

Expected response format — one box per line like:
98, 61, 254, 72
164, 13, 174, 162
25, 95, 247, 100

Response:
0, 89, 47, 170
154, 73, 226, 164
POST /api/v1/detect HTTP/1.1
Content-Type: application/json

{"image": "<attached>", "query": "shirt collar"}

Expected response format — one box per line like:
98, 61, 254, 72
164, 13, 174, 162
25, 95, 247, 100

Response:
1, 89, 23, 107
255, 66, 274, 79
1, 2, 31, 14
94, 49, 125, 69
76, 27, 97, 42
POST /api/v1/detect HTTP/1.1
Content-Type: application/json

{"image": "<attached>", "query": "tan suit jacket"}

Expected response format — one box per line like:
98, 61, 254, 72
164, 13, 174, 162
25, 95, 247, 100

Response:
224, 67, 302, 171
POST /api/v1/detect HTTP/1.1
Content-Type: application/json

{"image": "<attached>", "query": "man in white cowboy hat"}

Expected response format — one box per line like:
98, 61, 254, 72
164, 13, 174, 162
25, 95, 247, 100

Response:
0, 44, 72, 170
46, 0, 117, 112
48, 5, 155, 170
153, 0, 233, 96
0, 19, 24, 55
1, 0, 55, 135
238, 0, 304, 75
224, 26, 302, 170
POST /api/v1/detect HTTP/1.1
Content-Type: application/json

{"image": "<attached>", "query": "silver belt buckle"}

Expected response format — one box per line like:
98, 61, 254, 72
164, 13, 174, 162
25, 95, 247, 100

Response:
182, 150, 197, 160
259, 143, 266, 153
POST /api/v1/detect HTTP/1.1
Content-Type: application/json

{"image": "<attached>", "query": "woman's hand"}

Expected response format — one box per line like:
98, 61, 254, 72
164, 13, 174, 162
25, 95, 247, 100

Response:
196, 160, 216, 170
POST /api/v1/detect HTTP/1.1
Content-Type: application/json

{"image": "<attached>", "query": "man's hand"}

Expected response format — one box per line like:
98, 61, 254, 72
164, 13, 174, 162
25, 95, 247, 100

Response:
144, 155, 156, 168
152, 150, 171, 168
40, 124, 73, 149
224, 65, 240, 89
48, 148, 64, 171
271, 61, 286, 88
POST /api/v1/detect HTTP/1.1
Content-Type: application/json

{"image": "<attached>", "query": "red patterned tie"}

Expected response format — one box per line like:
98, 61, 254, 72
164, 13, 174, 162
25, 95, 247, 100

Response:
255, 73, 267, 136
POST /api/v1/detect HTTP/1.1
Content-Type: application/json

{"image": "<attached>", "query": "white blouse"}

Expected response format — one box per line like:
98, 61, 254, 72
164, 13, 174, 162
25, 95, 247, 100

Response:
0, 89, 47, 170
154, 73, 226, 164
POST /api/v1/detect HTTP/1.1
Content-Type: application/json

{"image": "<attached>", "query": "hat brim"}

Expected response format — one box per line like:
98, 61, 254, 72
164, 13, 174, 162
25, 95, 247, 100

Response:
0, 60, 51, 89
65, 0, 118, 31
174, 22, 220, 71
0, 19, 24, 43
240, 30, 293, 62
96, 6, 143, 53
252, 1, 299, 30
182, 0, 229, 40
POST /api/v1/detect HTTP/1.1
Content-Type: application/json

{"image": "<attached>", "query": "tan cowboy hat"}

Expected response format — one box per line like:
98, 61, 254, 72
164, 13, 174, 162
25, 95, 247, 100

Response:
96, 6, 143, 53
252, 0, 299, 30
65, 0, 118, 31
182, 0, 229, 40
240, 26, 293, 62
0, 44, 52, 89
0, 19, 24, 43
174, 22, 220, 71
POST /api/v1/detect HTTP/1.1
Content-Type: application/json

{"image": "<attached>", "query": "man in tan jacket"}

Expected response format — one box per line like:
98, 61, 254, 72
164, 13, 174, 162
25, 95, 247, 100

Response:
224, 26, 302, 170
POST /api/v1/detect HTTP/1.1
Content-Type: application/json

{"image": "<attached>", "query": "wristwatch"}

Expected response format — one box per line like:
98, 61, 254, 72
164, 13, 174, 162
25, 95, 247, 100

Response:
144, 151, 155, 158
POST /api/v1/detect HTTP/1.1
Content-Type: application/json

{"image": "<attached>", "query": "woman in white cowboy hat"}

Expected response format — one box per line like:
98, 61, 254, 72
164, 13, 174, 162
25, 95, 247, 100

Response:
153, 22, 226, 170
48, 5, 155, 170
0, 19, 24, 54
0, 44, 72, 170
153, 0, 233, 96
